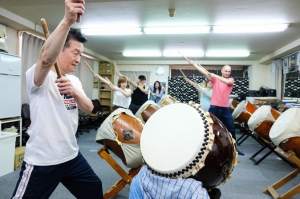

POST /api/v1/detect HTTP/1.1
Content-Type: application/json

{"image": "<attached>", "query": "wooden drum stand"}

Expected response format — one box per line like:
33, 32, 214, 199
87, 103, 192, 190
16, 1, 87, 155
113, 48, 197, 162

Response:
264, 147, 300, 199
98, 147, 143, 199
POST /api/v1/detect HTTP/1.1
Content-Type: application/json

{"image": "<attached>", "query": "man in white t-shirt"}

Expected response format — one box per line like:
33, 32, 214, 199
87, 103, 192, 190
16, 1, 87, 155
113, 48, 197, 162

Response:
11, 1, 103, 198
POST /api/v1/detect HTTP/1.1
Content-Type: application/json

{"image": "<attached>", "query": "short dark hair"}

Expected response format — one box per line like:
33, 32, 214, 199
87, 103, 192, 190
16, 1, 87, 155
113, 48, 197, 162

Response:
63, 28, 87, 49
139, 75, 146, 80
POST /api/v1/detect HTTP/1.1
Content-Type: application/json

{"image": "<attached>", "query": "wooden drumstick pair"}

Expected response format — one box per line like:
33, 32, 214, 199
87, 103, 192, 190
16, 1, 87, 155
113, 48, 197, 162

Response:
178, 51, 210, 74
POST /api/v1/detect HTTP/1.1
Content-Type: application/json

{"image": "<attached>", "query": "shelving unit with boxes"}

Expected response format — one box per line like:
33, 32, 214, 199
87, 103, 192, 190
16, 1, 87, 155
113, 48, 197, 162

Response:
99, 62, 115, 110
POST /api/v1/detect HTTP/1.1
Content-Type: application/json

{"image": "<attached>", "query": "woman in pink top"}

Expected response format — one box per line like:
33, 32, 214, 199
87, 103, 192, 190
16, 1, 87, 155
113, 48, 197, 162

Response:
187, 61, 244, 156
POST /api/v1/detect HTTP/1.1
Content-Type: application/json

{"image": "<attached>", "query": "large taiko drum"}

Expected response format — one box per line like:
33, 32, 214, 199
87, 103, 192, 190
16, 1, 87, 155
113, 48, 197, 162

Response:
135, 100, 160, 123
157, 95, 179, 107
229, 99, 240, 114
270, 108, 300, 158
232, 100, 258, 125
96, 108, 144, 168
141, 102, 238, 188
247, 105, 281, 140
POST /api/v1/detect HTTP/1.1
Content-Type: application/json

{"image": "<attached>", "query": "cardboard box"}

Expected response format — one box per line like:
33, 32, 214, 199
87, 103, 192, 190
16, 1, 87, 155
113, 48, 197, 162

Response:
14, 146, 25, 170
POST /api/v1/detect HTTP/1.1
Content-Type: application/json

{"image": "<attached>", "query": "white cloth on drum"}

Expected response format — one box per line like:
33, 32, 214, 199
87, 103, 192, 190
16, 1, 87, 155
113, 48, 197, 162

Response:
96, 108, 143, 168
270, 108, 300, 146
129, 165, 209, 199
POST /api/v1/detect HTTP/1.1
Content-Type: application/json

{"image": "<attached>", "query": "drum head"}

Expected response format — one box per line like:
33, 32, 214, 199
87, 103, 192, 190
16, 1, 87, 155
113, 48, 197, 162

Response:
232, 100, 246, 118
141, 103, 214, 179
270, 108, 300, 146
247, 105, 274, 131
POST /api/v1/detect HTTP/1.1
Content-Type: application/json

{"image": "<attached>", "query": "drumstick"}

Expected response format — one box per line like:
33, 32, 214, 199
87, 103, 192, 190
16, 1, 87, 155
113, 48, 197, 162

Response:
133, 73, 139, 81
177, 51, 189, 61
84, 61, 96, 75
179, 69, 186, 78
76, 14, 81, 23
178, 51, 210, 74
41, 18, 62, 78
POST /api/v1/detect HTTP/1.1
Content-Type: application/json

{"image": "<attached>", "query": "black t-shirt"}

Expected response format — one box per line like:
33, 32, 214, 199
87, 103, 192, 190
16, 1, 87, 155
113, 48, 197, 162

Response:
131, 85, 148, 105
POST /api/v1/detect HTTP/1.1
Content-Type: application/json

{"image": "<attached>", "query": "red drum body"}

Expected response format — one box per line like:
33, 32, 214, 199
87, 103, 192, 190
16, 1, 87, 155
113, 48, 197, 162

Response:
229, 99, 240, 114
270, 108, 300, 158
232, 100, 257, 125
135, 100, 160, 123
141, 102, 237, 189
280, 138, 300, 158
96, 109, 144, 168
248, 105, 280, 140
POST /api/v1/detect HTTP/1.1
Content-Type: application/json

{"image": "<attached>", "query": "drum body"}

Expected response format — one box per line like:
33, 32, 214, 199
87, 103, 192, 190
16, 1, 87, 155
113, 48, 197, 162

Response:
270, 108, 300, 158
96, 108, 144, 168
229, 99, 240, 114
247, 105, 280, 140
141, 102, 237, 189
232, 100, 257, 124
157, 95, 179, 107
135, 100, 160, 123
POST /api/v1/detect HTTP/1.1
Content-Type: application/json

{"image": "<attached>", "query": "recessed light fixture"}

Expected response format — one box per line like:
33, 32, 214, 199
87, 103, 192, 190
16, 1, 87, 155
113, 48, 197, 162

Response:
123, 51, 162, 57
205, 51, 250, 57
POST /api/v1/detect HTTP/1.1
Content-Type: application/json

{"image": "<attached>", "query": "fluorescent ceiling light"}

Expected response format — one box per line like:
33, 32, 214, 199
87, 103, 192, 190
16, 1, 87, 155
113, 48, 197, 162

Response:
81, 28, 142, 35
123, 51, 162, 57
213, 24, 288, 33
163, 51, 204, 57
205, 51, 250, 57
143, 26, 210, 34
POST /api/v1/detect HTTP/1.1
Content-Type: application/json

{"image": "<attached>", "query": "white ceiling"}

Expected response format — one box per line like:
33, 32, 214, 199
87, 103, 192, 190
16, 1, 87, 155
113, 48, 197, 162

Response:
0, 0, 300, 64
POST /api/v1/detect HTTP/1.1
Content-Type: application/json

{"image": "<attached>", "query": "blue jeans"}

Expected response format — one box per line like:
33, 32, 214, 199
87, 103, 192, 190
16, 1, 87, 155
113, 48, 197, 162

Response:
209, 105, 236, 140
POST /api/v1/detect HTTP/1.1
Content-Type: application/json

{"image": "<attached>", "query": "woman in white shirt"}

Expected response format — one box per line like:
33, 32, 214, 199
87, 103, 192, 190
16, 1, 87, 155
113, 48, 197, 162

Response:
94, 75, 131, 111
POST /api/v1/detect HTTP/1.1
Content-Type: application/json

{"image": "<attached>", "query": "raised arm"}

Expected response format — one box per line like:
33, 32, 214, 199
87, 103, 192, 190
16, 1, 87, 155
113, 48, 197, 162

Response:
187, 60, 210, 79
94, 74, 117, 90
34, 0, 85, 86
116, 70, 138, 88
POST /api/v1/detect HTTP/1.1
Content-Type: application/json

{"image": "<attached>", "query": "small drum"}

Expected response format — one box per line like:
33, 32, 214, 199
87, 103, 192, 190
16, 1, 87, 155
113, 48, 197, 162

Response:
247, 105, 281, 140
232, 100, 257, 125
141, 102, 238, 189
157, 95, 179, 107
96, 108, 144, 168
270, 108, 300, 158
135, 100, 161, 123
229, 99, 240, 114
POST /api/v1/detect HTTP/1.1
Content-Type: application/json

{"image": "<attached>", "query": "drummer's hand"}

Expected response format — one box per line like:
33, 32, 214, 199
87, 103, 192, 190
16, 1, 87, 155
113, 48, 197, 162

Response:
55, 77, 76, 96
64, 0, 85, 25
94, 74, 101, 79
188, 60, 196, 67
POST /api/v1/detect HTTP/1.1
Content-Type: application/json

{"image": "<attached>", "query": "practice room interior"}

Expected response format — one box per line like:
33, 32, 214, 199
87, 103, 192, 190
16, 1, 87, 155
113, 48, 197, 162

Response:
1, 0, 300, 199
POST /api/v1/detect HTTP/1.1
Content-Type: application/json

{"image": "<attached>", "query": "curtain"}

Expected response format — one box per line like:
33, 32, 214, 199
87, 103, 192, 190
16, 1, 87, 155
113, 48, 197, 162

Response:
20, 32, 45, 103
274, 60, 283, 99
20, 32, 94, 102
69, 56, 94, 98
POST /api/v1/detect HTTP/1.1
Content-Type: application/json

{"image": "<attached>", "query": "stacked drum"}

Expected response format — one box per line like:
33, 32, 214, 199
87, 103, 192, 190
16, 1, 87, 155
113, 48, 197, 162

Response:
232, 100, 258, 126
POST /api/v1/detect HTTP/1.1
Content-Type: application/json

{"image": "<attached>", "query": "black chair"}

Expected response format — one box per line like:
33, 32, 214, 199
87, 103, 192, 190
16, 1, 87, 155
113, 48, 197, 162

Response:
76, 110, 90, 138
21, 103, 31, 145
